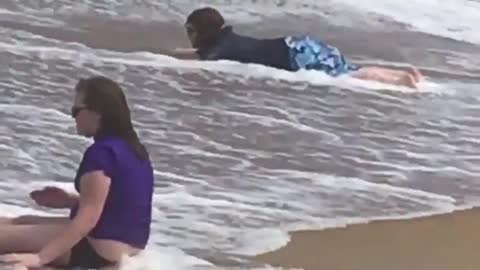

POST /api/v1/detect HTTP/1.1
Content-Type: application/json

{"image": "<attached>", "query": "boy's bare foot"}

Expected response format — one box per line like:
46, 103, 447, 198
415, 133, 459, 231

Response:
407, 66, 424, 82
399, 73, 417, 89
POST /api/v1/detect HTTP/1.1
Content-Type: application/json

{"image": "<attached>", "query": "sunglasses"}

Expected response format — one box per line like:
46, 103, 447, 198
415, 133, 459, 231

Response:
71, 105, 87, 118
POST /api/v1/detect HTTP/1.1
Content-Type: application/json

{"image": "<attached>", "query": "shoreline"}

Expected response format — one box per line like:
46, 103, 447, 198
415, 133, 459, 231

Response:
255, 207, 480, 270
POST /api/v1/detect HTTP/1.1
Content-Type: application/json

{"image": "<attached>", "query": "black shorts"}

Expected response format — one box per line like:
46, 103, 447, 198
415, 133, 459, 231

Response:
69, 238, 115, 269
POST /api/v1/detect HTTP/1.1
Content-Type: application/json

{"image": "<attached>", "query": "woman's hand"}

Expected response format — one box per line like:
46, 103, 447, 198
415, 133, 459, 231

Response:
30, 186, 78, 209
2, 253, 43, 269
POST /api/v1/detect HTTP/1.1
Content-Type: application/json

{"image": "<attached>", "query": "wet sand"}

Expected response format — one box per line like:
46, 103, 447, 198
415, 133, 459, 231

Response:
255, 208, 480, 270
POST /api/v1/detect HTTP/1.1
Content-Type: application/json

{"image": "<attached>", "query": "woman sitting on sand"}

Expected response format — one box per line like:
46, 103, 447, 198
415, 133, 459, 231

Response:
0, 76, 154, 269
172, 7, 423, 88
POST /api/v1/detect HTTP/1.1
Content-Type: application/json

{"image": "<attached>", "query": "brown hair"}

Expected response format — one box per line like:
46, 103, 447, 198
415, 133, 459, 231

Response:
186, 7, 226, 49
75, 76, 149, 161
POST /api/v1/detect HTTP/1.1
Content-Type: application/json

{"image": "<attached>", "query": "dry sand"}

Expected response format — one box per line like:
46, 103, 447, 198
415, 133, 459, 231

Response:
255, 208, 480, 270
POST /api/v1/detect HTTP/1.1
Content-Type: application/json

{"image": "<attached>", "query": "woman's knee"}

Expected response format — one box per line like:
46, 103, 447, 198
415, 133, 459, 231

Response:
0, 217, 14, 224
0, 216, 32, 225
10, 215, 41, 225
6, 215, 60, 225
8, 215, 69, 225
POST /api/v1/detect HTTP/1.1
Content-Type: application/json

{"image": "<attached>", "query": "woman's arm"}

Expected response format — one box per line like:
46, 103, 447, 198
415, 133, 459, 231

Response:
38, 171, 111, 265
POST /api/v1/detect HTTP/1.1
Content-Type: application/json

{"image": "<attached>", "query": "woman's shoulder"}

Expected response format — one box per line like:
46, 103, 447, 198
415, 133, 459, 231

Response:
92, 135, 126, 147
88, 136, 151, 165
84, 136, 125, 158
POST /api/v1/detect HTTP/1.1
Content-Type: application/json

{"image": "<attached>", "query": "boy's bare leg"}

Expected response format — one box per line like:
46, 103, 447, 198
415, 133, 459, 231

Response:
352, 67, 417, 89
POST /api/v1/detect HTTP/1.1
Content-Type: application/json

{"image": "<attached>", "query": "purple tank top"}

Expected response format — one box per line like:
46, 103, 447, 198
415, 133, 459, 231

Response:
69, 135, 154, 249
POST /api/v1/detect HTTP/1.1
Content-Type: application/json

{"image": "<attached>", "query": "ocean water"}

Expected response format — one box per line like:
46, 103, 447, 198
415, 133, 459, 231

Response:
0, 0, 479, 269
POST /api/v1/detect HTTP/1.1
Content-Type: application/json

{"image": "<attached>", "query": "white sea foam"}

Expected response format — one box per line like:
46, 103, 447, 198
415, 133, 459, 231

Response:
0, 36, 450, 94
336, 0, 480, 45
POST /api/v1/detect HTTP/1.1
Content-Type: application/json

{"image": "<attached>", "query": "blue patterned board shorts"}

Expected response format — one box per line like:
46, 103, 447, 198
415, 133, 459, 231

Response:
285, 35, 361, 77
